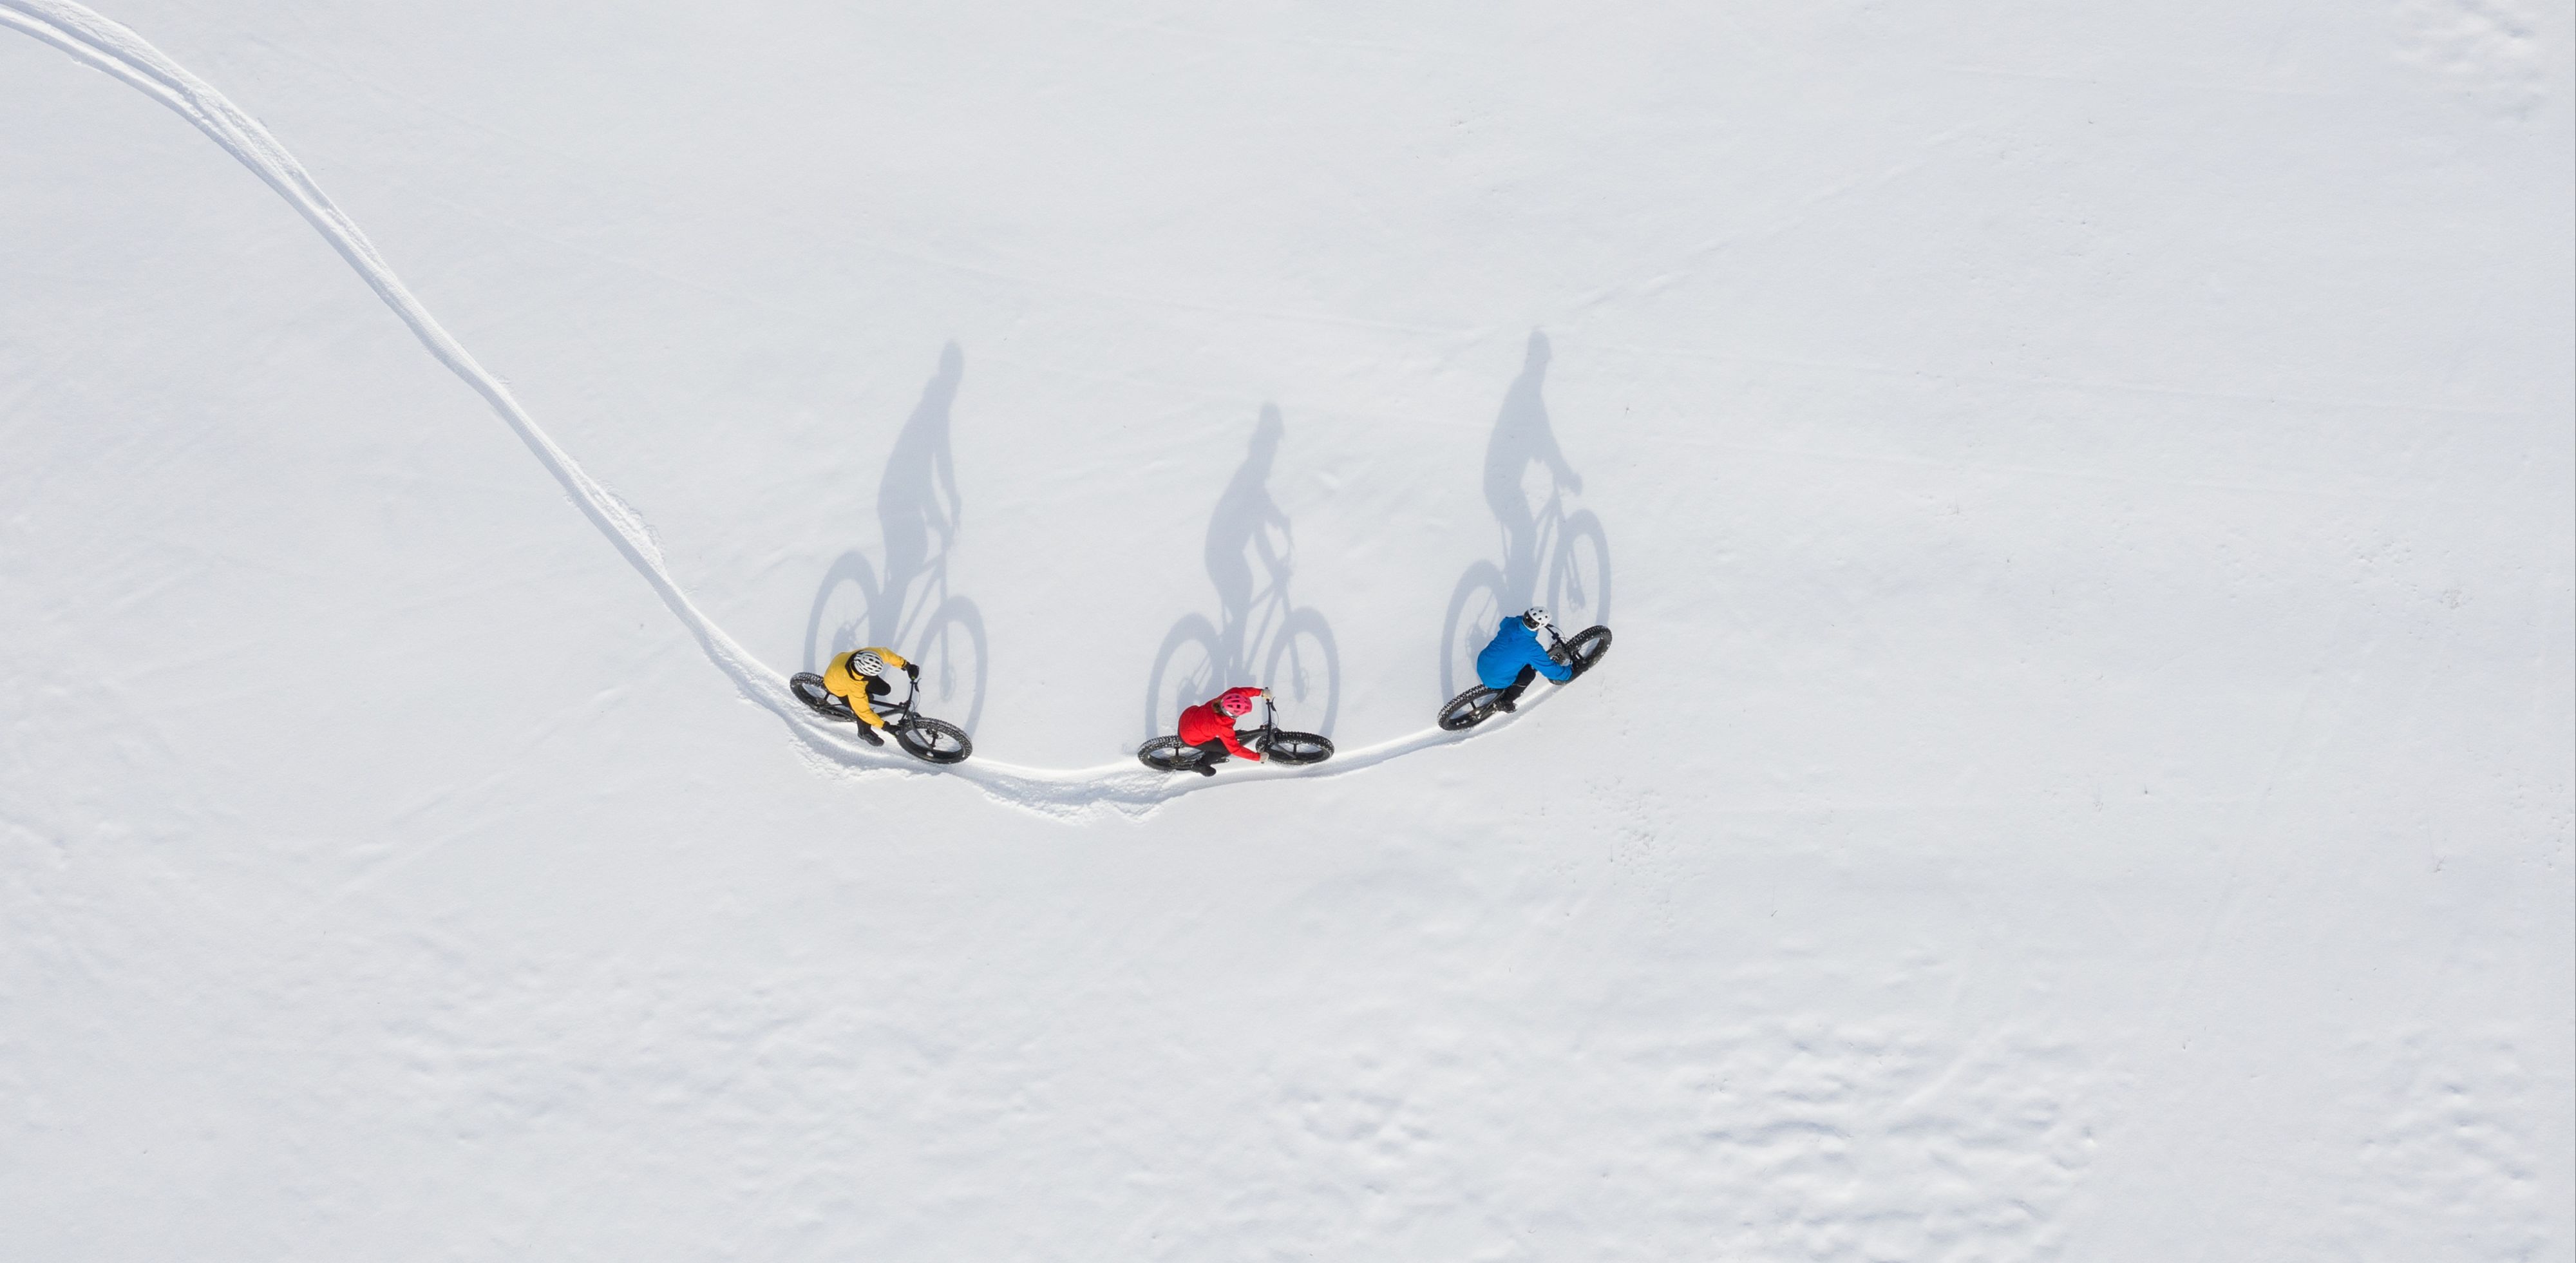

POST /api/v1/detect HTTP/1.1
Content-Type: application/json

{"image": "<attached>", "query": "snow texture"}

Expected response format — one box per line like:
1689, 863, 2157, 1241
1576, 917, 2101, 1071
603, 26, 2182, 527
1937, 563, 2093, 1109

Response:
0, 0, 1522, 822
2, 0, 2569, 1258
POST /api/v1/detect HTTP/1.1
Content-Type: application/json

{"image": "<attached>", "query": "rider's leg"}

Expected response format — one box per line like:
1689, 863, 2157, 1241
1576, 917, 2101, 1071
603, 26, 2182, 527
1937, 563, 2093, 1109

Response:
856, 675, 896, 744
1189, 739, 1230, 777
821, 677, 886, 743
1495, 665, 1538, 712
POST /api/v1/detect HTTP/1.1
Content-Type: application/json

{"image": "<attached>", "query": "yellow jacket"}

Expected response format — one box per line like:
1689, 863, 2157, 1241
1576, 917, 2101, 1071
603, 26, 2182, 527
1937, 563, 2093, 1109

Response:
822, 648, 911, 728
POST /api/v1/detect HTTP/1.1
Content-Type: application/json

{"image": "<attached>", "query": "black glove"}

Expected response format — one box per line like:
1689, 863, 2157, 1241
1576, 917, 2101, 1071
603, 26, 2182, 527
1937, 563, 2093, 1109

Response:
904, 662, 920, 679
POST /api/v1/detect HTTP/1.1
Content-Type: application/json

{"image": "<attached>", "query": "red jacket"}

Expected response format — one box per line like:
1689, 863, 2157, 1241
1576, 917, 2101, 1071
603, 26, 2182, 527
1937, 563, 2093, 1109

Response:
1178, 699, 1260, 760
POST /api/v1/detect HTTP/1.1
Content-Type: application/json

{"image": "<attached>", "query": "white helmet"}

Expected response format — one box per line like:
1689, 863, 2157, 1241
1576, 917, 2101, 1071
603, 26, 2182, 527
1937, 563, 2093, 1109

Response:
849, 650, 889, 678
1521, 607, 1553, 634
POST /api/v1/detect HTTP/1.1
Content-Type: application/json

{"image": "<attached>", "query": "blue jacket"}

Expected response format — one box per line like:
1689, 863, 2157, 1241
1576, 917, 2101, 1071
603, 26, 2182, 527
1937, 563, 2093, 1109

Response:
1477, 617, 1573, 691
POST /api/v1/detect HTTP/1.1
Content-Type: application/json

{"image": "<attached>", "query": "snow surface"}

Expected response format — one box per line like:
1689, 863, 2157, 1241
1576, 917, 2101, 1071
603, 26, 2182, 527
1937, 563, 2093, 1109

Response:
2, 0, 2570, 1257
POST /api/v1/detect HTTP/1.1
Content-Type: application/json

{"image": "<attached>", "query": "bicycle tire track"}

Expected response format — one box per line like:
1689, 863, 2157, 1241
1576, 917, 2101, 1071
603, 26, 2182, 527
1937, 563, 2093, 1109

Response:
1, 0, 1593, 821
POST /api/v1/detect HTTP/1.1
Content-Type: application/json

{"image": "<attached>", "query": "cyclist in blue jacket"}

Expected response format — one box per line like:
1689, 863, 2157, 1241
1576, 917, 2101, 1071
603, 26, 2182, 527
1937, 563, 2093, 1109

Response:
1476, 607, 1573, 712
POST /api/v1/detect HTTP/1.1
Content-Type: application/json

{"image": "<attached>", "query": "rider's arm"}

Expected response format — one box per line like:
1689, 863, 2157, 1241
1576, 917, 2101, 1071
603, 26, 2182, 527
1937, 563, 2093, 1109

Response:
1531, 632, 1576, 683
1217, 723, 1262, 761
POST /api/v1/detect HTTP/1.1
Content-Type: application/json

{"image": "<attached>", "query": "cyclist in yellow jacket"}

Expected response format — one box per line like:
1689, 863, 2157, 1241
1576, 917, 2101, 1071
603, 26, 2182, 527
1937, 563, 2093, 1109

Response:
822, 647, 917, 745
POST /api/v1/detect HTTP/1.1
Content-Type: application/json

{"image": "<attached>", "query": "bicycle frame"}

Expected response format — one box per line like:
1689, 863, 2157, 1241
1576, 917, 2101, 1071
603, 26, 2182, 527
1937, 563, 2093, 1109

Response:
1255, 692, 1323, 749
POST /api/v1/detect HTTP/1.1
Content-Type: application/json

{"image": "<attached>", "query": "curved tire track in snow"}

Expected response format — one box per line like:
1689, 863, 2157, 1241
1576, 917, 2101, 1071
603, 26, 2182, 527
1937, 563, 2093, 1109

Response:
2, 0, 1578, 819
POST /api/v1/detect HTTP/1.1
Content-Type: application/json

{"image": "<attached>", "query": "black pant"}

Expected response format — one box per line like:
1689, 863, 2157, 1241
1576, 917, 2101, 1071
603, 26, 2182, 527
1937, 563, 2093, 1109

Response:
1189, 738, 1233, 766
1497, 665, 1539, 706
851, 675, 895, 743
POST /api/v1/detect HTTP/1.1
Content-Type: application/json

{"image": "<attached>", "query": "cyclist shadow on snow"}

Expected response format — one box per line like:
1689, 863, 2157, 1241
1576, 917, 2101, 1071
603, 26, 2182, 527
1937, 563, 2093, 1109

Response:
1439, 330, 1613, 702
803, 341, 990, 734
1143, 404, 1342, 741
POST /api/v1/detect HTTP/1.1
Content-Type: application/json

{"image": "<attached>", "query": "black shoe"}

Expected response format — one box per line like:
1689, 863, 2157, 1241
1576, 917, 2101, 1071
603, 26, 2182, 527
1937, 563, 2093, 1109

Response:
857, 724, 886, 746
1193, 763, 1218, 777
1494, 697, 1517, 713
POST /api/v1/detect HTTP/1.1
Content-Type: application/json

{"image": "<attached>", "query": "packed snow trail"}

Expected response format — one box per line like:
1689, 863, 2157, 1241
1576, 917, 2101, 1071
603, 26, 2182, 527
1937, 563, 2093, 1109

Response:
1, 0, 1582, 820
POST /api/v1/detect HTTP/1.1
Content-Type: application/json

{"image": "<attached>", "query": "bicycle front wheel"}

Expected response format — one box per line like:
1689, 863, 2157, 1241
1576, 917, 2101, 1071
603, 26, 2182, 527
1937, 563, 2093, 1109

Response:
1256, 730, 1334, 766
894, 717, 972, 764
1558, 625, 1612, 677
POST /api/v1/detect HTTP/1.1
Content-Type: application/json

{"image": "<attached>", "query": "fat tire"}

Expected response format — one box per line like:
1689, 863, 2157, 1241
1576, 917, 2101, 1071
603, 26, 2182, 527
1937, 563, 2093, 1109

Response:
791, 672, 857, 721
1256, 730, 1334, 766
1137, 736, 1204, 773
1439, 687, 1499, 732
1558, 625, 1612, 677
894, 716, 972, 764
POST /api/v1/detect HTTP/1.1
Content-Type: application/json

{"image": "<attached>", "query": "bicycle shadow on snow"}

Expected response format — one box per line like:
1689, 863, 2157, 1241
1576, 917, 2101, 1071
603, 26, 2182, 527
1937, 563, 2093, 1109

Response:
803, 341, 990, 735
1142, 404, 1342, 741
1439, 330, 1613, 702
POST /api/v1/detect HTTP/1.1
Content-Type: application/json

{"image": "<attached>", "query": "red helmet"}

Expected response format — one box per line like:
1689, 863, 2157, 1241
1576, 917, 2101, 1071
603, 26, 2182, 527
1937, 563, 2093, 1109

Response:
1217, 687, 1264, 717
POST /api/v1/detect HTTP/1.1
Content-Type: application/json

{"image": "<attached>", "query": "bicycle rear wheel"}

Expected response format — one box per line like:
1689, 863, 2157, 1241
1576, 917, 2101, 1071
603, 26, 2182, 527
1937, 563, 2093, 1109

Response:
1559, 625, 1612, 677
1439, 687, 1500, 732
894, 717, 972, 764
1137, 736, 1206, 773
790, 673, 857, 721
1255, 730, 1334, 766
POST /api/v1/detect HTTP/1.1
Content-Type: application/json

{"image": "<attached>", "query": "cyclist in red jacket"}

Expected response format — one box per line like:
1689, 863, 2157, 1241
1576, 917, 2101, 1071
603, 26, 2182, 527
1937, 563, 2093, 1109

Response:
1176, 686, 1267, 777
